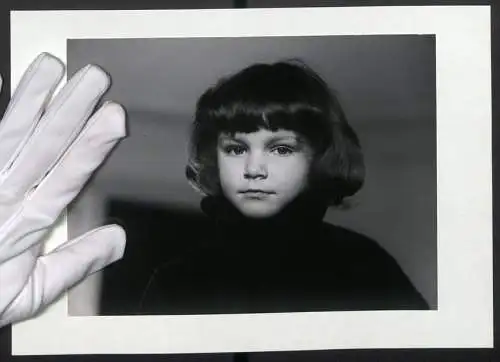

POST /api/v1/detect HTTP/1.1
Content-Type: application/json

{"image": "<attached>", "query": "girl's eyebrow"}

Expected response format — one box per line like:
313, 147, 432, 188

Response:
219, 133, 301, 144
265, 135, 305, 148
266, 135, 298, 143
218, 135, 246, 144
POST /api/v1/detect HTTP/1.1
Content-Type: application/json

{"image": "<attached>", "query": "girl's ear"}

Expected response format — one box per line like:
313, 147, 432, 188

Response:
185, 164, 207, 196
187, 179, 207, 196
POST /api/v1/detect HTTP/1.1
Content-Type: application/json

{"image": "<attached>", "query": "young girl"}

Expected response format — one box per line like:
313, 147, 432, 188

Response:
139, 60, 429, 314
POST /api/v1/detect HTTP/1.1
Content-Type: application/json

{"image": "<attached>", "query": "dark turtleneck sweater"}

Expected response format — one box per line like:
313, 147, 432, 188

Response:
138, 195, 429, 315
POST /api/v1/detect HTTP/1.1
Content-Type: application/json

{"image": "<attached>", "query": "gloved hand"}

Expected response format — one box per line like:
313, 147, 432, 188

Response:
0, 53, 127, 328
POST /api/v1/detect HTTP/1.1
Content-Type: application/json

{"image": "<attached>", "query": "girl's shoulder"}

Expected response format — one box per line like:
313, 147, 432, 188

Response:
318, 222, 392, 256
318, 223, 415, 282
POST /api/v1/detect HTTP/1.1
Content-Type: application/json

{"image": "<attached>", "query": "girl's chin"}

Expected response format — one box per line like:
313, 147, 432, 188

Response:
236, 203, 282, 219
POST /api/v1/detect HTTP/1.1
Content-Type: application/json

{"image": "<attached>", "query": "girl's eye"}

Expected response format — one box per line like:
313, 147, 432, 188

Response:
271, 145, 295, 156
224, 145, 246, 155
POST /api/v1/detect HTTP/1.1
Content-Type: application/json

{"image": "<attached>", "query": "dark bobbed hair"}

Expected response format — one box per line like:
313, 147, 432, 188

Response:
186, 59, 365, 206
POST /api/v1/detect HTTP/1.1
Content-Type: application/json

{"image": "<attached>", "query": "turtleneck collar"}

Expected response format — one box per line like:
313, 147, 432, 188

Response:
200, 191, 329, 245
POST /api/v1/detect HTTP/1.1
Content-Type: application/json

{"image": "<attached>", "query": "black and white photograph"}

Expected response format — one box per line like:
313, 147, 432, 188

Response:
66, 35, 436, 317
8, 6, 492, 355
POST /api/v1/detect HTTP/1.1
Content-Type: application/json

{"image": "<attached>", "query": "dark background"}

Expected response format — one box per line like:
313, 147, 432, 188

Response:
0, 1, 497, 362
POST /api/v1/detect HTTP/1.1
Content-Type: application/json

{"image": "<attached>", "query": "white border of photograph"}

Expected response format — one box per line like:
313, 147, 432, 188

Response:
10, 6, 492, 355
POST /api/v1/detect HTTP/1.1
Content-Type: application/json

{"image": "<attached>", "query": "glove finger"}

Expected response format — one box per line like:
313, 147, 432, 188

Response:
0, 243, 41, 322
0, 102, 125, 263
0, 225, 125, 327
0, 64, 110, 200
0, 53, 64, 171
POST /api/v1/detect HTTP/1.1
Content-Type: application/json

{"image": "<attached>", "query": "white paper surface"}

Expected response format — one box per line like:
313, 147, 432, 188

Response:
10, 6, 492, 355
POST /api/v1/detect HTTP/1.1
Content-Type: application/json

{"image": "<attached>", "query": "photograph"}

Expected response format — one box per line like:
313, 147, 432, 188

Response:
8, 6, 492, 355
66, 35, 436, 317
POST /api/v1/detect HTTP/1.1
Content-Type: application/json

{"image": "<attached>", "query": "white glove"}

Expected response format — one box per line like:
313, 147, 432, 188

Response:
0, 53, 127, 328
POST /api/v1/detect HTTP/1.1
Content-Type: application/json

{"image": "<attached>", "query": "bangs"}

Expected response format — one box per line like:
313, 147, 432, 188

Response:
195, 61, 336, 150
210, 102, 330, 145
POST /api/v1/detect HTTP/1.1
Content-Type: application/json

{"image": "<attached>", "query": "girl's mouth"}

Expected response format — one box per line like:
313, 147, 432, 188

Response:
239, 189, 275, 198
240, 189, 275, 194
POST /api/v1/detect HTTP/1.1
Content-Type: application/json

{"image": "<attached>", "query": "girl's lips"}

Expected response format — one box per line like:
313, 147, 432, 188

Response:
239, 189, 275, 195
239, 190, 276, 199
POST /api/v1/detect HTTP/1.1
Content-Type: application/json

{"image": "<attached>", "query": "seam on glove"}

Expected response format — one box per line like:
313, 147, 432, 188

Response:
0, 57, 52, 177
1, 65, 101, 191
24, 101, 119, 202
0, 204, 24, 259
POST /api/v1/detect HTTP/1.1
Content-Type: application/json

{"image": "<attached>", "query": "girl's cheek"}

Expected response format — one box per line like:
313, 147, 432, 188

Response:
232, 158, 246, 172
223, 159, 246, 178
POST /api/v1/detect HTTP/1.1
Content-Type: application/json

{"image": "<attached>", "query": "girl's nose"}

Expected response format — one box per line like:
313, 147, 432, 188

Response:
244, 151, 267, 179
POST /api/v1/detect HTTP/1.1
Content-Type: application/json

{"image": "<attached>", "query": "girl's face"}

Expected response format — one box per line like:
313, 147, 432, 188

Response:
217, 128, 313, 218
